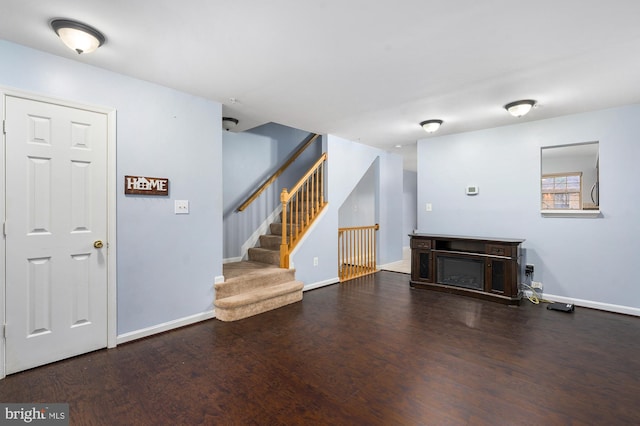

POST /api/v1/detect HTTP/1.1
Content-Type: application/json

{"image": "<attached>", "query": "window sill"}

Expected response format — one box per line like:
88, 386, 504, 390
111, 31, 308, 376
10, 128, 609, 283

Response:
541, 209, 601, 218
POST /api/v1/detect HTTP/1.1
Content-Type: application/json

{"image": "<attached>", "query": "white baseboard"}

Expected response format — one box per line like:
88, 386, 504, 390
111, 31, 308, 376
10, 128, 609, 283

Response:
223, 257, 243, 264
303, 277, 339, 292
379, 260, 406, 269
116, 310, 216, 345
542, 293, 640, 317
215, 274, 225, 284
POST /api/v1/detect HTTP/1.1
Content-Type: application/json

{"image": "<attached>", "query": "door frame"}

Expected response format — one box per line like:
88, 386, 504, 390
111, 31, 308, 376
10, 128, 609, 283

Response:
0, 88, 117, 379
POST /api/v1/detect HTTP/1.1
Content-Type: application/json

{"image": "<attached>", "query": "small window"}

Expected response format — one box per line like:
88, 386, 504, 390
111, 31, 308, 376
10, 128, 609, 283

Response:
541, 172, 582, 209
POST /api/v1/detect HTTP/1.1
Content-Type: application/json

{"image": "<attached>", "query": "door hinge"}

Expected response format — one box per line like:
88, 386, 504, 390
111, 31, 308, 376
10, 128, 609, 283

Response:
2, 221, 5, 237
2, 324, 5, 339
2, 119, 5, 135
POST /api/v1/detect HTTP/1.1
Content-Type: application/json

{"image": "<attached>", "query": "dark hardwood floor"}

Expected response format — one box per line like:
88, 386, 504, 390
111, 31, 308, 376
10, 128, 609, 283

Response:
2, 271, 639, 425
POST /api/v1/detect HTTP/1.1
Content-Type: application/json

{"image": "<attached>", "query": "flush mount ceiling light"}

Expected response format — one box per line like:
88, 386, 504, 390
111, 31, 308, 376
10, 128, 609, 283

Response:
50, 19, 105, 54
420, 119, 443, 133
505, 99, 536, 117
222, 117, 239, 131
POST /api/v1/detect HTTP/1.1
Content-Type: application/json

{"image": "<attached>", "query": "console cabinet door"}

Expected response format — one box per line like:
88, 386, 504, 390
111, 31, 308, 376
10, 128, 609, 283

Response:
411, 238, 433, 283
487, 258, 507, 294
411, 249, 433, 283
486, 257, 518, 296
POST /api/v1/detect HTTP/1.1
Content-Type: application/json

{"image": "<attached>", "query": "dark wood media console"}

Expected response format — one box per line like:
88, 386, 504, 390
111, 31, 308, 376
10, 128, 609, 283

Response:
410, 234, 524, 305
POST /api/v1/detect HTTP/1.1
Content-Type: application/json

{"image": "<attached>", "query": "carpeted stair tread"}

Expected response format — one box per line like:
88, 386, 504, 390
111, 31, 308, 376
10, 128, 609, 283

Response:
248, 247, 280, 266
216, 260, 303, 321
269, 222, 299, 236
215, 290, 302, 322
217, 262, 296, 299
259, 234, 281, 249
222, 260, 281, 280
215, 280, 304, 309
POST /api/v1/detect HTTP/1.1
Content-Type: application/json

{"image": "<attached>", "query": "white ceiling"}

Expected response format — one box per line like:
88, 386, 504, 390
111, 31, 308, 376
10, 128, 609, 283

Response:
2, 0, 640, 170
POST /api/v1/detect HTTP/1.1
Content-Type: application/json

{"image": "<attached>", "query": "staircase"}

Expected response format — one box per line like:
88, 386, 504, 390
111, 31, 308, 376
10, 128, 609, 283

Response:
245, 222, 286, 265
216, 134, 326, 322
215, 222, 304, 322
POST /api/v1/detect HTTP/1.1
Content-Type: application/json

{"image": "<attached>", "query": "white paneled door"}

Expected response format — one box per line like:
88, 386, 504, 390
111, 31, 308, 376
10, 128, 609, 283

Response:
4, 95, 108, 374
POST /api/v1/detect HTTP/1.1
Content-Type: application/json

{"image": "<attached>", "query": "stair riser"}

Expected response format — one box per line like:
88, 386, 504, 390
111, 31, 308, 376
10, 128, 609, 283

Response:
216, 269, 296, 299
248, 248, 280, 266
215, 290, 303, 322
259, 234, 281, 250
216, 281, 303, 308
269, 223, 300, 236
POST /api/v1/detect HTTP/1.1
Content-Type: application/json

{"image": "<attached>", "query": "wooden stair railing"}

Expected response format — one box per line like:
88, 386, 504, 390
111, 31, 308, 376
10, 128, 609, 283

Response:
280, 153, 328, 268
338, 224, 379, 282
237, 133, 320, 212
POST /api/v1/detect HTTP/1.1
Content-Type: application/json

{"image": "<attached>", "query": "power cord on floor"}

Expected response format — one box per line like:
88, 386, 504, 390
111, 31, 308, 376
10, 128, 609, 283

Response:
521, 282, 553, 305
521, 282, 541, 304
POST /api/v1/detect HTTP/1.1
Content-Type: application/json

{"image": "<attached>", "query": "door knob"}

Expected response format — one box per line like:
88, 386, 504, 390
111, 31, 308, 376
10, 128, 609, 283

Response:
94, 240, 104, 249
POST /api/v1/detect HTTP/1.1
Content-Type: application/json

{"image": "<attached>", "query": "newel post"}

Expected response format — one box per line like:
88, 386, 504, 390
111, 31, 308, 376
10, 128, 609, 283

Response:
280, 188, 289, 268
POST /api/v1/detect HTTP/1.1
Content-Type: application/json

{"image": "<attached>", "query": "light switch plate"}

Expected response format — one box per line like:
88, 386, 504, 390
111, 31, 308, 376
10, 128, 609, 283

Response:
466, 185, 479, 195
175, 200, 189, 214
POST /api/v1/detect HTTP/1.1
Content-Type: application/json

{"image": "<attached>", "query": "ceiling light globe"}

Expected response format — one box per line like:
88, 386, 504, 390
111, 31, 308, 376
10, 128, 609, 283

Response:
51, 19, 105, 54
420, 119, 443, 133
505, 100, 536, 117
57, 27, 101, 54
222, 117, 239, 131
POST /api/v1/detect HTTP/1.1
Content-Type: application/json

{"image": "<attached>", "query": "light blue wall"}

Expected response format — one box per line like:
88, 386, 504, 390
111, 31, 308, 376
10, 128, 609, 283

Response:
377, 153, 404, 264
417, 104, 640, 312
222, 123, 320, 259
338, 163, 376, 228
0, 40, 223, 335
403, 170, 417, 247
292, 135, 403, 287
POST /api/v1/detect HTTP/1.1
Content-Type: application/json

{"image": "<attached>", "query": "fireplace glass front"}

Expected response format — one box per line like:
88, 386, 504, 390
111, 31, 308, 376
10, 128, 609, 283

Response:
436, 255, 484, 290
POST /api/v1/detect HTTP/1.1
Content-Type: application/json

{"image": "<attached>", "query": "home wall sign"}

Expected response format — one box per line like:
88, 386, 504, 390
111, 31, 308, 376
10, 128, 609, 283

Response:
124, 175, 169, 196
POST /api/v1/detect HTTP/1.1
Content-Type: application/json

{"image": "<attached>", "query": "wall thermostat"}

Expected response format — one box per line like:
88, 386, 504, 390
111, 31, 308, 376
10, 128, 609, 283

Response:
466, 185, 479, 195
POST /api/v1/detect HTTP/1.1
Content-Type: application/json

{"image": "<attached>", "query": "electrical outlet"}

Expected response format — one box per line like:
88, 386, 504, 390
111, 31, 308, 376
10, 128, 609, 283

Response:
174, 200, 189, 214
313, 257, 318, 266
531, 281, 543, 289
426, 203, 432, 212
